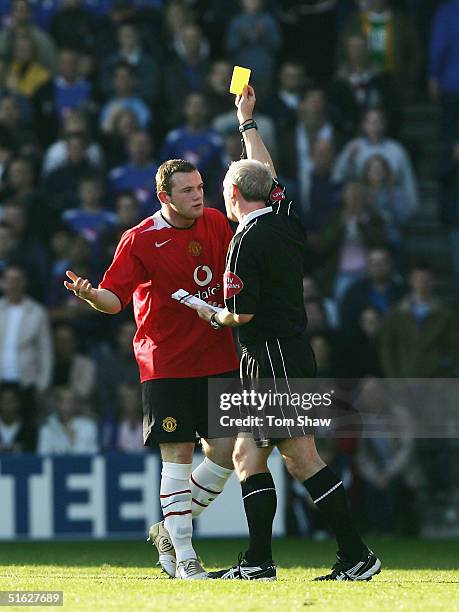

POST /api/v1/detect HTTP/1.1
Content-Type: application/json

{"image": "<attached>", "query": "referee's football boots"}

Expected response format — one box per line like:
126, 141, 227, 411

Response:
314, 549, 381, 581
147, 521, 176, 577
207, 554, 276, 581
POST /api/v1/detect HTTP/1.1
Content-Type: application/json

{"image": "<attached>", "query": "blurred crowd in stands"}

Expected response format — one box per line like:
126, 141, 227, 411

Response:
1, 0, 459, 536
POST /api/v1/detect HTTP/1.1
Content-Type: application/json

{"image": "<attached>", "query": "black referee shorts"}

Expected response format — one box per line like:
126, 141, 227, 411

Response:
239, 332, 317, 444
240, 332, 317, 382
142, 371, 238, 446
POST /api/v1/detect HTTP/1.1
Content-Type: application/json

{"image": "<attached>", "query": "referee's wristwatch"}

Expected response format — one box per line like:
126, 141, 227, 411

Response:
210, 312, 224, 330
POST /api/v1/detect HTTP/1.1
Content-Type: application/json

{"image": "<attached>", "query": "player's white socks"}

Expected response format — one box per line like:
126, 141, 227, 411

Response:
190, 457, 233, 518
160, 462, 196, 563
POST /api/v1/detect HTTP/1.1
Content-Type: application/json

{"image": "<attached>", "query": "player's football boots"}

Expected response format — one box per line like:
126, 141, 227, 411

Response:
147, 521, 176, 578
175, 558, 208, 580
314, 549, 381, 581
207, 554, 276, 580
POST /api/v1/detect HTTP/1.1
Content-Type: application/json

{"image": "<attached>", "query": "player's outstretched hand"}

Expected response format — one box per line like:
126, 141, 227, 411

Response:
235, 84, 256, 124
64, 270, 94, 300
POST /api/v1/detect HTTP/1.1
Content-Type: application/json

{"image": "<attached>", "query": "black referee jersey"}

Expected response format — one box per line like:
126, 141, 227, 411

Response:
224, 179, 316, 380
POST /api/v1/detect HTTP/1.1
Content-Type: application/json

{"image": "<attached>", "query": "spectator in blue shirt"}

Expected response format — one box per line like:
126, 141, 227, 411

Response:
429, 0, 459, 99
52, 49, 92, 117
99, 21, 160, 105
340, 247, 405, 340
46, 231, 107, 345
99, 61, 151, 131
160, 92, 224, 202
225, 0, 282, 100
164, 23, 210, 127
34, 48, 95, 146
62, 172, 117, 263
47, 226, 74, 304
108, 130, 158, 216
429, 0, 459, 149
303, 139, 343, 232
81, 0, 112, 18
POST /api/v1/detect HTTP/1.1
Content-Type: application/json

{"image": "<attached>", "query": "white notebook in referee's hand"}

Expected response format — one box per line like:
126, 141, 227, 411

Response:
171, 289, 224, 313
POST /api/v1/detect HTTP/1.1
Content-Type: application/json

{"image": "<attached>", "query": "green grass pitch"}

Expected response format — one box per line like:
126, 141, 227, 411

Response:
0, 539, 458, 611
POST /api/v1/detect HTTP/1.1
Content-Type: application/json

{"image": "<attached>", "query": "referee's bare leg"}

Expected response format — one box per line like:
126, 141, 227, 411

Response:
231, 435, 378, 580
279, 436, 377, 578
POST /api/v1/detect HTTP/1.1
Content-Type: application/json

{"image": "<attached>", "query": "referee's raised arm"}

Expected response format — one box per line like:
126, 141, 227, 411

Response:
236, 85, 277, 179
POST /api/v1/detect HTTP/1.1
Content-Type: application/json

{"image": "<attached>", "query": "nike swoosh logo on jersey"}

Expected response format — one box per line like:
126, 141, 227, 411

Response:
155, 239, 172, 248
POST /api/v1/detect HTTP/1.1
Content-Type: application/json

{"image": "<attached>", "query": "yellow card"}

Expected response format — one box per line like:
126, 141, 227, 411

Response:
229, 66, 251, 95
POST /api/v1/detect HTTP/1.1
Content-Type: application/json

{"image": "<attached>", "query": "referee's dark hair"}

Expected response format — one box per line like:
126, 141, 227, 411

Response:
156, 159, 198, 195
225, 159, 272, 202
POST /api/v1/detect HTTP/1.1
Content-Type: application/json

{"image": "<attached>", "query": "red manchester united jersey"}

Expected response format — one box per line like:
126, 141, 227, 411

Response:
99, 208, 239, 381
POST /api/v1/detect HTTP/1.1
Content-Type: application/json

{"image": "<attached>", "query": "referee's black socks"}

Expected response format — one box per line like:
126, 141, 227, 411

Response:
241, 473, 277, 564
304, 466, 365, 562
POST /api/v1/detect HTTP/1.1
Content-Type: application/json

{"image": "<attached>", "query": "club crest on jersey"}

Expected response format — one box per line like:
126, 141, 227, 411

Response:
269, 185, 285, 202
224, 271, 244, 300
188, 240, 202, 256
162, 417, 177, 432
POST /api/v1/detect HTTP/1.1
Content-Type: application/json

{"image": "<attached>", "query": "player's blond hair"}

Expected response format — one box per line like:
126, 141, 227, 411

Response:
156, 159, 198, 194
225, 159, 272, 203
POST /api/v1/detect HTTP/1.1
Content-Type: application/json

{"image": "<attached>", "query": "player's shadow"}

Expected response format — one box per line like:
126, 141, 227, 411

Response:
0, 541, 158, 568
0, 539, 458, 573
274, 538, 459, 571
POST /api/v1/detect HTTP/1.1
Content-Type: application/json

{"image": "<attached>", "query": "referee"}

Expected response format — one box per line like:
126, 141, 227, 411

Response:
191, 85, 381, 582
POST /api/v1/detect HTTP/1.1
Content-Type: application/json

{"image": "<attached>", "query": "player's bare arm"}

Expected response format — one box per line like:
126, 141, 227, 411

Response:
64, 270, 121, 315
236, 85, 277, 178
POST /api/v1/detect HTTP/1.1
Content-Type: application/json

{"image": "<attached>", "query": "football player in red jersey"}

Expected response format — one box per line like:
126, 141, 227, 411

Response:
64, 158, 243, 579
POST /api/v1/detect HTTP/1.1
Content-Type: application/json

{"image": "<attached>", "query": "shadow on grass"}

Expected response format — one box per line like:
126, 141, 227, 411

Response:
0, 539, 457, 571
